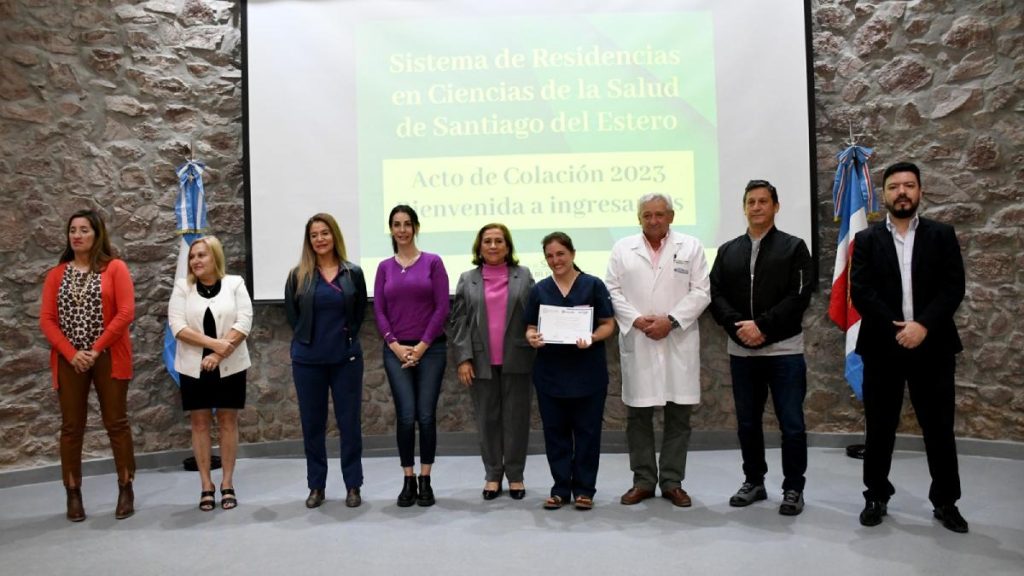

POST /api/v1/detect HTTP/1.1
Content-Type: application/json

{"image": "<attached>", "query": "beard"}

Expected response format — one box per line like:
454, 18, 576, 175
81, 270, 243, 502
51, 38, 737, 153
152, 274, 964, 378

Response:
886, 196, 918, 219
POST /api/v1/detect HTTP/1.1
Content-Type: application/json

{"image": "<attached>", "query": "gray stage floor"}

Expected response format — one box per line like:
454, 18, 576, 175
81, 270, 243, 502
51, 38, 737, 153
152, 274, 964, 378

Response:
1, 448, 1022, 576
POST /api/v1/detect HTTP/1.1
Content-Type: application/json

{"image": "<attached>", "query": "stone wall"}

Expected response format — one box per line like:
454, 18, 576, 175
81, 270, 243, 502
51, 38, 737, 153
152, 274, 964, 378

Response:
1, 0, 1021, 471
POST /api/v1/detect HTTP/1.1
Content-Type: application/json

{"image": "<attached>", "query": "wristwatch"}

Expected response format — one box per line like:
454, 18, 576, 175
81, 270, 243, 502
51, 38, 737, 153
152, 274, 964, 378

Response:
667, 315, 680, 330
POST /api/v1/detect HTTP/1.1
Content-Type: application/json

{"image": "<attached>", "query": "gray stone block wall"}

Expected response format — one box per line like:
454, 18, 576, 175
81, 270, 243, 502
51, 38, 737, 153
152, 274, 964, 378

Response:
0, 0, 1020, 471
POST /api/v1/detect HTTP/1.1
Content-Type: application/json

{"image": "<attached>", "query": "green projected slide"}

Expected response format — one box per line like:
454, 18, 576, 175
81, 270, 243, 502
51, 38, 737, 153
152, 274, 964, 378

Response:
356, 13, 718, 280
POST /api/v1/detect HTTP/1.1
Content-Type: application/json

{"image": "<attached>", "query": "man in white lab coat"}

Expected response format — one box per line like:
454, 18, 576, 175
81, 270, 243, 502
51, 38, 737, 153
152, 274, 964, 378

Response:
605, 193, 711, 507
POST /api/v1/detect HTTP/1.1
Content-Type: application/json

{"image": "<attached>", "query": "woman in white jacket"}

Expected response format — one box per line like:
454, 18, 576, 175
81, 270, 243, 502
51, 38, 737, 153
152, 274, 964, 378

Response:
167, 236, 252, 511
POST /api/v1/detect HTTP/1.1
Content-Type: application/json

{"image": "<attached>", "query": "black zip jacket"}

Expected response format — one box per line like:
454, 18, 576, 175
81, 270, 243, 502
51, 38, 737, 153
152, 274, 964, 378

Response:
710, 226, 813, 349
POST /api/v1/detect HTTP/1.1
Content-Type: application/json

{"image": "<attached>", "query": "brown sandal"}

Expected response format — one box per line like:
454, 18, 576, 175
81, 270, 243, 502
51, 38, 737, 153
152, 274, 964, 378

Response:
543, 495, 565, 510
574, 496, 594, 510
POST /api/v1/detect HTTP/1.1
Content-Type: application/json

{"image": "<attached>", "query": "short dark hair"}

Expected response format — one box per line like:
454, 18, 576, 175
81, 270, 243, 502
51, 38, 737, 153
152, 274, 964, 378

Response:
882, 162, 921, 187
388, 204, 420, 254
743, 179, 778, 205
471, 223, 518, 266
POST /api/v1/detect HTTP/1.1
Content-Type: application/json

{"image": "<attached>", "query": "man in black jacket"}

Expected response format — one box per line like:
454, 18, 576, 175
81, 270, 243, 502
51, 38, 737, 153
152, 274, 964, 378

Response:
851, 162, 968, 533
710, 180, 813, 516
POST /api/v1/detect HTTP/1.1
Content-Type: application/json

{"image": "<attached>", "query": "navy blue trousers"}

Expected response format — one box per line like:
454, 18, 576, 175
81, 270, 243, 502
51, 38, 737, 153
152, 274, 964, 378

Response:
536, 387, 606, 500
292, 357, 364, 490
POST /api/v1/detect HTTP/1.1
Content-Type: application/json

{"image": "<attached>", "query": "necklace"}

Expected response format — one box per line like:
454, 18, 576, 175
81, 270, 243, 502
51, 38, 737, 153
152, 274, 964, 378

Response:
69, 267, 94, 305
395, 251, 421, 274
196, 280, 220, 298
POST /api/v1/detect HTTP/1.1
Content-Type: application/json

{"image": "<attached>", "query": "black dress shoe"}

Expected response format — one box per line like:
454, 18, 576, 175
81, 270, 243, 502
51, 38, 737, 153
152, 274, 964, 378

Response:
934, 504, 969, 533
482, 485, 503, 501
509, 488, 526, 500
859, 500, 887, 527
305, 489, 325, 509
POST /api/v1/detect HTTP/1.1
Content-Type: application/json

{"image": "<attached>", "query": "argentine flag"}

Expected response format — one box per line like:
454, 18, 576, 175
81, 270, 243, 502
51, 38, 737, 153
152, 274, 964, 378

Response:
164, 160, 207, 385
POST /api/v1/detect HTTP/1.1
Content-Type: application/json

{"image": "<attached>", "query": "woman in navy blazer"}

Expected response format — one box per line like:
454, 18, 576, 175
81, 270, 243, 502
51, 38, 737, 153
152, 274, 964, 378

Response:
448, 224, 535, 500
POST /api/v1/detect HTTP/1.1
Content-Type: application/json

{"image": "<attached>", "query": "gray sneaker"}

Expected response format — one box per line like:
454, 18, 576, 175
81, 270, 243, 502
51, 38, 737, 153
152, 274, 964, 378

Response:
729, 482, 767, 507
779, 490, 804, 516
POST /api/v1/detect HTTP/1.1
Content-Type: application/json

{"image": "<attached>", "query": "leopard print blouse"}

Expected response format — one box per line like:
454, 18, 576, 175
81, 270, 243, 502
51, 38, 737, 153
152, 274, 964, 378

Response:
57, 266, 104, 350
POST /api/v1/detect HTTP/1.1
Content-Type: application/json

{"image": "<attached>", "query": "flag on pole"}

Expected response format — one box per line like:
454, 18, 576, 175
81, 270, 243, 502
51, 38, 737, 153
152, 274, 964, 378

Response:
163, 160, 207, 385
828, 145, 876, 400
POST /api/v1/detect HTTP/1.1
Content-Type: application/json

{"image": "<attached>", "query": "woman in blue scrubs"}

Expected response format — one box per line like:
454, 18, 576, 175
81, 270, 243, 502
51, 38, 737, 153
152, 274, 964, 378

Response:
525, 232, 616, 511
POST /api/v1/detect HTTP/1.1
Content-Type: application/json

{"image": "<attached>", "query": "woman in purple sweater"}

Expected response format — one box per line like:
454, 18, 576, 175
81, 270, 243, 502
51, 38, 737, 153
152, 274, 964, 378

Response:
374, 205, 450, 507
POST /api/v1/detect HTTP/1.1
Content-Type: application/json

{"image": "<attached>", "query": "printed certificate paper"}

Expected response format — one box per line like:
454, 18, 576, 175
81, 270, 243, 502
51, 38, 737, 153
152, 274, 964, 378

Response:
537, 304, 593, 345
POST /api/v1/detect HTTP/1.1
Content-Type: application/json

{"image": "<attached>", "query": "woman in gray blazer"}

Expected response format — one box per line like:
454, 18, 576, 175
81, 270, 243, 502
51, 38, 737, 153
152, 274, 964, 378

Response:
448, 223, 535, 500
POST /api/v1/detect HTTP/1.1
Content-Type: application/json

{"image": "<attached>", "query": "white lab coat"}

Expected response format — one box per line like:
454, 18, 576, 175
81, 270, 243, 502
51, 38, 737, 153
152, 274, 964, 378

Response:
605, 231, 710, 407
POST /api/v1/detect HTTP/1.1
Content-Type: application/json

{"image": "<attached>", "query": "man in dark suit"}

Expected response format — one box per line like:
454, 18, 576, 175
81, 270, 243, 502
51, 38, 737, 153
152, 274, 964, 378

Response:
850, 161, 968, 533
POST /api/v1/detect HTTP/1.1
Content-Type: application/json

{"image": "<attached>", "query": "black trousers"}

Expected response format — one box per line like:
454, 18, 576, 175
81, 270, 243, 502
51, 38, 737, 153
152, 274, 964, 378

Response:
862, 351, 961, 506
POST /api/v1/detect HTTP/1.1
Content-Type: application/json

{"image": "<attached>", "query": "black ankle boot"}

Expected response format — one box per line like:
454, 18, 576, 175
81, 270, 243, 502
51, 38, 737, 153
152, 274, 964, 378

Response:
397, 475, 417, 507
417, 475, 435, 507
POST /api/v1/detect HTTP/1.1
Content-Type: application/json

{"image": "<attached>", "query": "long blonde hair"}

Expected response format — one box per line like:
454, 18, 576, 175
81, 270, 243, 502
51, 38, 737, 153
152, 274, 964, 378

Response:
293, 213, 348, 292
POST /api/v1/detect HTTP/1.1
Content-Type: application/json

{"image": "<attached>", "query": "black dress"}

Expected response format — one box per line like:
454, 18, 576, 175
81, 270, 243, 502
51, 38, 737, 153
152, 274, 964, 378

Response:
180, 280, 246, 411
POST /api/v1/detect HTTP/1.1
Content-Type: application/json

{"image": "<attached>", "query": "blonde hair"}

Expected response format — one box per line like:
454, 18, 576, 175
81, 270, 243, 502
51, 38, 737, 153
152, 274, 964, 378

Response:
293, 213, 348, 292
186, 236, 226, 284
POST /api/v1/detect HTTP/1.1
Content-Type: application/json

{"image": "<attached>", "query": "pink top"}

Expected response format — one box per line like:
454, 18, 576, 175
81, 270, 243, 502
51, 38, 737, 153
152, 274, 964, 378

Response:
482, 263, 509, 366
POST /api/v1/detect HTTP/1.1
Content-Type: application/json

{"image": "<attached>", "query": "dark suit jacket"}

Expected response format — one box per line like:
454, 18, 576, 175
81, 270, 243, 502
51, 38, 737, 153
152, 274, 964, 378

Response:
850, 217, 965, 358
447, 264, 535, 379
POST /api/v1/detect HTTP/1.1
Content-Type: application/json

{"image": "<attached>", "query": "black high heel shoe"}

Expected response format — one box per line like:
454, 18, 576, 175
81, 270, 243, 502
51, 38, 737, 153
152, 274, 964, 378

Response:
482, 482, 503, 501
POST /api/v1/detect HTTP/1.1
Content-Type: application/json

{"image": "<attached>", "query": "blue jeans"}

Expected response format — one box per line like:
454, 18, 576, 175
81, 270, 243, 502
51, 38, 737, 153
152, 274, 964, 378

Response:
292, 357, 364, 490
383, 340, 447, 468
730, 354, 807, 492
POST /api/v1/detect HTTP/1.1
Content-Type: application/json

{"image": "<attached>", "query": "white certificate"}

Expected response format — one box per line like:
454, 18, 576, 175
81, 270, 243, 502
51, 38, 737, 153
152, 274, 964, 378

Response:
537, 304, 594, 345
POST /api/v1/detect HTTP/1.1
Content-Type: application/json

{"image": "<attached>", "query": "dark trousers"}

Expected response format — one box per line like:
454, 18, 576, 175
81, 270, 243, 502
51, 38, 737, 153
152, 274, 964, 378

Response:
470, 366, 532, 483
730, 354, 808, 492
536, 387, 606, 500
626, 403, 693, 492
862, 352, 961, 506
383, 340, 447, 467
292, 357, 364, 490
57, 353, 135, 487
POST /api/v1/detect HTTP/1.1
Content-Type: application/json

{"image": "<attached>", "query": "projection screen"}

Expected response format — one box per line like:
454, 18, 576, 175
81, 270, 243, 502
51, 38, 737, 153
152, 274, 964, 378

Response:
243, 0, 816, 300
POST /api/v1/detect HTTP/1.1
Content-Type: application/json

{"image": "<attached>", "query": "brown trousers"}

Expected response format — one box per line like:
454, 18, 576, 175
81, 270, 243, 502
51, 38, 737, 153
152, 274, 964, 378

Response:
57, 353, 135, 487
